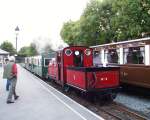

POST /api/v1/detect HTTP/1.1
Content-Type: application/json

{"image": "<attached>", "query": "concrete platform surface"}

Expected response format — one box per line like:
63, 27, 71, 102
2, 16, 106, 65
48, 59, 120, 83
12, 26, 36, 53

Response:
0, 65, 104, 120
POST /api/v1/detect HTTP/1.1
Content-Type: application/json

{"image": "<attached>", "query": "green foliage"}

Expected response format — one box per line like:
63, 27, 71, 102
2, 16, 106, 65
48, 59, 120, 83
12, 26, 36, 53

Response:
60, 0, 150, 46
18, 43, 38, 57
30, 43, 38, 56
18, 46, 30, 57
60, 20, 80, 45
0, 41, 16, 55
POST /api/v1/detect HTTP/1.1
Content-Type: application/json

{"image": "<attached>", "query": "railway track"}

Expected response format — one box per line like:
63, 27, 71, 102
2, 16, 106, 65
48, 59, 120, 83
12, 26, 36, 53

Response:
97, 102, 148, 120
45, 81, 149, 120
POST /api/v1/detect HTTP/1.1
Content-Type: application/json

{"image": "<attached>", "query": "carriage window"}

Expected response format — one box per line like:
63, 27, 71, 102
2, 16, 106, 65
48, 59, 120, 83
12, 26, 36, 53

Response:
74, 50, 83, 67
124, 47, 145, 64
93, 51, 102, 65
44, 58, 51, 66
105, 49, 119, 64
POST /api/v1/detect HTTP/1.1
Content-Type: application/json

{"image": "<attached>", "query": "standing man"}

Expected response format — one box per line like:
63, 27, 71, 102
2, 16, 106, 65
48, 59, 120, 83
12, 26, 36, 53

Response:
3, 56, 19, 104
3, 58, 11, 91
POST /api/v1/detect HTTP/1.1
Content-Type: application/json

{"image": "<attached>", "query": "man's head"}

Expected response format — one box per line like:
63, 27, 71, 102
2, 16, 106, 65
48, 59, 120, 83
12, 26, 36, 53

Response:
5, 58, 9, 64
9, 56, 15, 62
5, 58, 9, 62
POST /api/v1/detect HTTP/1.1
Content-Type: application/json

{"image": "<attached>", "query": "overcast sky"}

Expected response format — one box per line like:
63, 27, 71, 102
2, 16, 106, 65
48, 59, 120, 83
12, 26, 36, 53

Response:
0, 0, 89, 50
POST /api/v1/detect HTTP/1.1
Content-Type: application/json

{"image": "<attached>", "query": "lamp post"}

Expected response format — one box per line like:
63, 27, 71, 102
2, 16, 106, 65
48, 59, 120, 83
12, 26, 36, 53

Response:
15, 26, 20, 53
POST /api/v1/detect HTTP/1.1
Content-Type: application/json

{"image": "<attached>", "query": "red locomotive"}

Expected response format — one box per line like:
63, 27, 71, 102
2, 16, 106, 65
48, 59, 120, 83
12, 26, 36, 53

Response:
48, 46, 120, 99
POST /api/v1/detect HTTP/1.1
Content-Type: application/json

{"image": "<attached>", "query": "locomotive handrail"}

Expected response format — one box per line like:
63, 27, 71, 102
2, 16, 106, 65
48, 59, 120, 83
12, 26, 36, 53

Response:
87, 72, 97, 88
92, 72, 97, 88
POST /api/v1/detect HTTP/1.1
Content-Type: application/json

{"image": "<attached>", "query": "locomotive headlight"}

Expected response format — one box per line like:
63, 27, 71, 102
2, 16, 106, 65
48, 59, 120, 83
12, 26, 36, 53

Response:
84, 49, 91, 56
65, 49, 72, 56
75, 51, 80, 56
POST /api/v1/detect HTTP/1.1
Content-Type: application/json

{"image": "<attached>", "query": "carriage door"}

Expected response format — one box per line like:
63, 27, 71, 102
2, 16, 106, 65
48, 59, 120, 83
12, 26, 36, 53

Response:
74, 50, 83, 67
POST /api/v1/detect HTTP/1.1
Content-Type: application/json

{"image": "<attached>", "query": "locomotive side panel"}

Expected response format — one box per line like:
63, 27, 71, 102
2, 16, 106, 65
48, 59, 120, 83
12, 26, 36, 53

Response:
66, 66, 120, 92
88, 70, 119, 89
66, 69, 86, 90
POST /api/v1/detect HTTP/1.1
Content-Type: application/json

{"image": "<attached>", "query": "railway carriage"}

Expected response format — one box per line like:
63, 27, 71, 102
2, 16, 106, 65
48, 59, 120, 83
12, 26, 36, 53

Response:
92, 37, 150, 89
48, 46, 120, 99
25, 52, 55, 79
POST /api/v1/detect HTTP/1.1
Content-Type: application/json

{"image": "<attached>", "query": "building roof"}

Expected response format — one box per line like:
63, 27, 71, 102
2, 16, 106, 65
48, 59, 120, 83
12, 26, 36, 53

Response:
0, 49, 9, 55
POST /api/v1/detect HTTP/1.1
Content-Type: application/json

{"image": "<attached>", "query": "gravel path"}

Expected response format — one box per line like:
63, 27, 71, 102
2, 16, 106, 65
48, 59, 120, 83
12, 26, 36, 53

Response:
115, 92, 150, 118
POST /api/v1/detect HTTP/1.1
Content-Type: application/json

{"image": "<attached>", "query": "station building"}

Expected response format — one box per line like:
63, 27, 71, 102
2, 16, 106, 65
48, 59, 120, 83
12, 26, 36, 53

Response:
0, 49, 9, 66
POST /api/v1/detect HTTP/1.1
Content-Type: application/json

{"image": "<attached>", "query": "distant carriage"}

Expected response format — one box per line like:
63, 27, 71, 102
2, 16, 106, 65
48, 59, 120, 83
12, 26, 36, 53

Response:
25, 53, 55, 79
92, 37, 150, 89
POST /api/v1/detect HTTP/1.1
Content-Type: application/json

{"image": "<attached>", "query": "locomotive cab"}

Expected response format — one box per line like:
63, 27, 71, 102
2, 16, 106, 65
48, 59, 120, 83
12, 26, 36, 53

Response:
74, 50, 83, 67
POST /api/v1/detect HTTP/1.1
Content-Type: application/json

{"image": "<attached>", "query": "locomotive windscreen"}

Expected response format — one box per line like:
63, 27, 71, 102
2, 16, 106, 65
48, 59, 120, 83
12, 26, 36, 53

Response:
74, 50, 83, 67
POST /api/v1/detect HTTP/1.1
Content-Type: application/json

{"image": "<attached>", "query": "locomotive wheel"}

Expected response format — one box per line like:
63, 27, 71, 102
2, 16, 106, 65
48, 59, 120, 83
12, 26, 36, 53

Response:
107, 92, 117, 101
63, 85, 70, 92
88, 93, 98, 103
110, 92, 117, 99
74, 90, 81, 96
47, 77, 52, 82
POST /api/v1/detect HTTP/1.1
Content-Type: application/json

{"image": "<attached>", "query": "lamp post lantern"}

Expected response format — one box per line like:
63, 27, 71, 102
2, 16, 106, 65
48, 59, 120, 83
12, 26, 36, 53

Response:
15, 26, 20, 52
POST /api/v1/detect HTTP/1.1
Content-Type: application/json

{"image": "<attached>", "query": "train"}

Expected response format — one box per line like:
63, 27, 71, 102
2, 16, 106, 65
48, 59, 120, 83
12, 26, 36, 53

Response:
24, 46, 120, 100
92, 37, 150, 89
25, 52, 55, 79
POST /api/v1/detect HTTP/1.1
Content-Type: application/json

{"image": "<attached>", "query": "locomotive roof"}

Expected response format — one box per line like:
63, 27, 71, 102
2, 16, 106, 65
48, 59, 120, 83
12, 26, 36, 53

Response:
62, 46, 90, 50
56, 46, 91, 53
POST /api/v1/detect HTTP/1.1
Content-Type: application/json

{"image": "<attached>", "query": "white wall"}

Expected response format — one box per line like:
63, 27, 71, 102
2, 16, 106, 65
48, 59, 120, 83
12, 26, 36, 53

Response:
145, 45, 150, 65
119, 47, 123, 64
101, 49, 105, 64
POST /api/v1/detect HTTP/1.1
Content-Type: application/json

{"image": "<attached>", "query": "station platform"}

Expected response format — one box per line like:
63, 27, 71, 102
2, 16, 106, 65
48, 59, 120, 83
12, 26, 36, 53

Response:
0, 65, 104, 120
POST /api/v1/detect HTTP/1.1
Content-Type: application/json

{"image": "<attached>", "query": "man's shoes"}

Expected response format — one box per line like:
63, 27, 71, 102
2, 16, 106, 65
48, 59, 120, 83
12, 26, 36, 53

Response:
7, 101, 14, 104
14, 96, 19, 100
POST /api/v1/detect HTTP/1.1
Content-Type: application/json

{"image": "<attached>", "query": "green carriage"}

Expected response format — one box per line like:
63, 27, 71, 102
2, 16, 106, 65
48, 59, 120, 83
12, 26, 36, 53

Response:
25, 52, 55, 79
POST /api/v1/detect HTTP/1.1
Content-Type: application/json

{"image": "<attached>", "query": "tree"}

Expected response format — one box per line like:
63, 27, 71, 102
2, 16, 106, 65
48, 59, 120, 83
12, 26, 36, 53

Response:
0, 41, 16, 55
18, 43, 38, 57
111, 0, 150, 41
60, 0, 150, 45
18, 46, 31, 57
60, 20, 79, 45
80, 0, 115, 44
29, 43, 38, 56
61, 0, 115, 46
